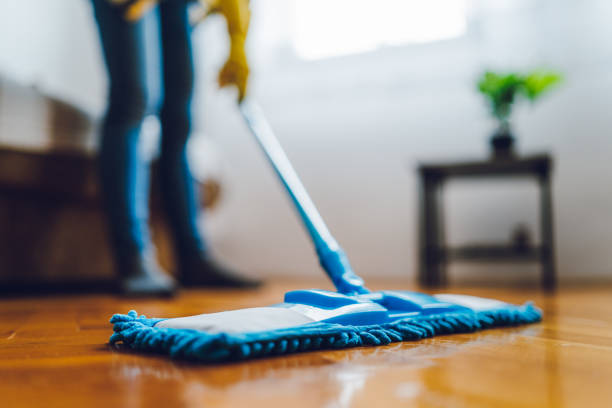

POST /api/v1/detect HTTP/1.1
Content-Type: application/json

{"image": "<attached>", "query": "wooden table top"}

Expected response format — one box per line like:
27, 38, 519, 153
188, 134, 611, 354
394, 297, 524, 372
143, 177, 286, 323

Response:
2, 280, 611, 407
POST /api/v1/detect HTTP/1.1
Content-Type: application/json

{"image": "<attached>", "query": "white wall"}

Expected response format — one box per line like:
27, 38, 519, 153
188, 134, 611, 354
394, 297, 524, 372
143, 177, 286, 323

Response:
0, 0, 611, 284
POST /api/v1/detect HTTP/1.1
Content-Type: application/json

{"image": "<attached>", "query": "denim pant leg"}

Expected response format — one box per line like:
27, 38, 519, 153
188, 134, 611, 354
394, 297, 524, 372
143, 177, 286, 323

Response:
158, 0, 206, 257
91, 0, 160, 262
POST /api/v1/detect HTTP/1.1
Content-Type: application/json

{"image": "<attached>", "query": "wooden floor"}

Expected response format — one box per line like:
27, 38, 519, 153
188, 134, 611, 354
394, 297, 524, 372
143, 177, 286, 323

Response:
2, 280, 612, 408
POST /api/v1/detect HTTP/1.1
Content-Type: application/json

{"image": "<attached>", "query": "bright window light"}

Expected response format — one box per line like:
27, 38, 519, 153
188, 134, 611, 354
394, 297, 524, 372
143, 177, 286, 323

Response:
292, 0, 468, 60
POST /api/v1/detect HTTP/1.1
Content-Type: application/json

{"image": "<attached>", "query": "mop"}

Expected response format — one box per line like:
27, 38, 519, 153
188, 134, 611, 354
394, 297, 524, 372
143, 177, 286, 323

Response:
109, 99, 541, 362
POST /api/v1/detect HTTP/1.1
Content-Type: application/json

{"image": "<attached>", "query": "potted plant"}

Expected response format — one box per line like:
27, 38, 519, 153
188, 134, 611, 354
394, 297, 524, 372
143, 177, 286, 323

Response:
477, 70, 562, 159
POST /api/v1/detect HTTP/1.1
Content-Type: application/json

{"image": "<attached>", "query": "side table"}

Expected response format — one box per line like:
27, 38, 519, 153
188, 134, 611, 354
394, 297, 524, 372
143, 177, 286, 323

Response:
418, 154, 556, 291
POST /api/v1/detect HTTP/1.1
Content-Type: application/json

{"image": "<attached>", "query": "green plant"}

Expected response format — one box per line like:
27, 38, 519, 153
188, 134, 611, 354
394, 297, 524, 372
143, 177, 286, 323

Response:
477, 70, 562, 131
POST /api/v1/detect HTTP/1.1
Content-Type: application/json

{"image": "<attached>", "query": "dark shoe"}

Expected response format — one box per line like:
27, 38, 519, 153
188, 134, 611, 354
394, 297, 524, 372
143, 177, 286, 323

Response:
179, 254, 262, 289
118, 252, 177, 297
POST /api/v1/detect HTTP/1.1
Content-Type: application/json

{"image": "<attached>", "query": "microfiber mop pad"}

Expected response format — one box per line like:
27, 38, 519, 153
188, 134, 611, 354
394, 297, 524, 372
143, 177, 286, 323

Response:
110, 293, 540, 363
109, 100, 541, 362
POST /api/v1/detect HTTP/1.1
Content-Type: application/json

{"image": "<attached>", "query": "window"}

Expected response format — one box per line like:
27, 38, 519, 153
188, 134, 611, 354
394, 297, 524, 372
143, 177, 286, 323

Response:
292, 0, 469, 60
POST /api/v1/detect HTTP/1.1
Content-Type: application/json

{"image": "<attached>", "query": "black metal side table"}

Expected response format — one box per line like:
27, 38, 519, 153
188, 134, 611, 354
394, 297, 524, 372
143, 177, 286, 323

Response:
418, 154, 556, 291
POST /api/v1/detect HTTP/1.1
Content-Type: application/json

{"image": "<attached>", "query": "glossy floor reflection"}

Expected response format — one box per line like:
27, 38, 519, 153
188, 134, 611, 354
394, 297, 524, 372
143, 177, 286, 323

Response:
2, 280, 611, 407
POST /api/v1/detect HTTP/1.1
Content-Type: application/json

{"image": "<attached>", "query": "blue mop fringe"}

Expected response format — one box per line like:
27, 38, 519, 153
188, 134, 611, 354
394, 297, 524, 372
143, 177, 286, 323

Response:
109, 303, 541, 363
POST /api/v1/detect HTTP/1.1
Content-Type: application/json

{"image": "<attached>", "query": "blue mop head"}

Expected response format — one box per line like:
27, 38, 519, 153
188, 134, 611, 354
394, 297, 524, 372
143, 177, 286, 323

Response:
109, 290, 541, 363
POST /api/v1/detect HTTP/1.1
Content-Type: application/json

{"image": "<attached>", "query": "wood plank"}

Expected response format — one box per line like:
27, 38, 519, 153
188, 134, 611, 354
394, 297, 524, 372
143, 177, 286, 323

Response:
1, 280, 611, 407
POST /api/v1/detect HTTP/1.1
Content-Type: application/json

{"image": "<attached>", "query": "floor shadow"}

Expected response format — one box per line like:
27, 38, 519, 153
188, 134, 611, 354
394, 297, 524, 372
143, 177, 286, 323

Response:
0, 279, 118, 297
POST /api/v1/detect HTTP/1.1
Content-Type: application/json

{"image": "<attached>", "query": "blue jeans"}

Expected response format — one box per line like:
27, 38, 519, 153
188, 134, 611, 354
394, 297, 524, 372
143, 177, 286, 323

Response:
92, 0, 204, 264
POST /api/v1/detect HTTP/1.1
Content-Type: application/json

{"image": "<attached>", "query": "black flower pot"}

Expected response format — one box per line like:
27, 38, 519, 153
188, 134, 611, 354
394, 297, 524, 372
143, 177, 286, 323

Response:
490, 127, 515, 159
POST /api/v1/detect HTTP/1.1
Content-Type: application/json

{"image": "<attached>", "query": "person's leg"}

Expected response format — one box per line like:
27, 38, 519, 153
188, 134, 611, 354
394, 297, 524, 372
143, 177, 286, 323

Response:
158, 0, 260, 287
91, 0, 175, 295
157, 0, 202, 257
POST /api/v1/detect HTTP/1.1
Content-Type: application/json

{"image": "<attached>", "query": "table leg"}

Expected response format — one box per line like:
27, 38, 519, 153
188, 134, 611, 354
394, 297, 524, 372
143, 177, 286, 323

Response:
419, 175, 445, 287
540, 174, 556, 291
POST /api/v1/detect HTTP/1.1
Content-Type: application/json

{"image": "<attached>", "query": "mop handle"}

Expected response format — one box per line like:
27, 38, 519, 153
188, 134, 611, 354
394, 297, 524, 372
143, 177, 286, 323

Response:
239, 99, 369, 295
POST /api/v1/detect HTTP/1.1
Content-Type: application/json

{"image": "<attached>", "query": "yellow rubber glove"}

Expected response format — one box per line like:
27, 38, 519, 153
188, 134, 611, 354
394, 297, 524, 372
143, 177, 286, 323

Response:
218, 35, 249, 101
206, 0, 251, 101
108, 0, 251, 101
